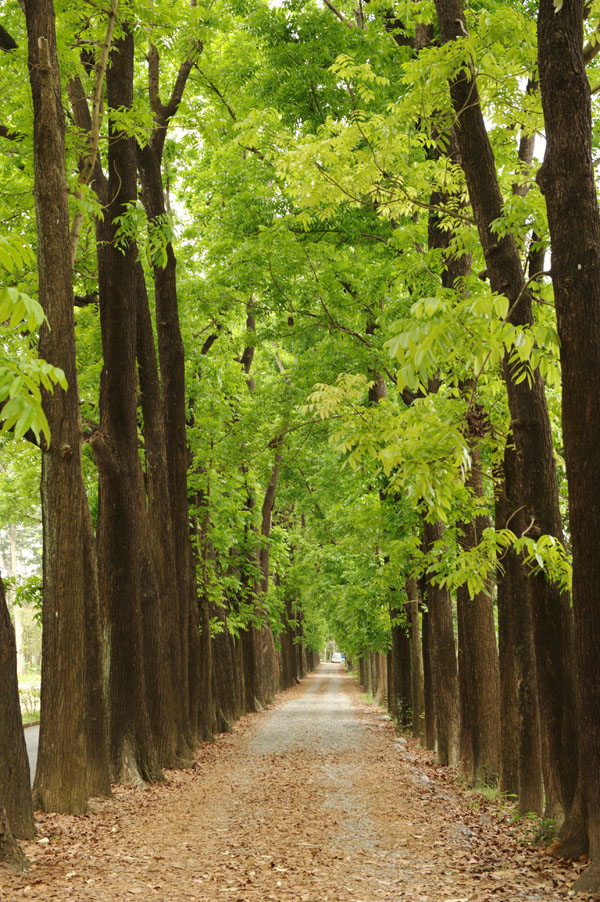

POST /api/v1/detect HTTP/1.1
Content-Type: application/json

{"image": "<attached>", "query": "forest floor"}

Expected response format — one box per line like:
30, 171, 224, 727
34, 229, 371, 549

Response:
1, 664, 596, 902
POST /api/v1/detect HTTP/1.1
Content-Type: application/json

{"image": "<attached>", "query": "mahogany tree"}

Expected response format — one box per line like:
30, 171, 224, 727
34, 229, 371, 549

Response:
24, 0, 110, 813
433, 0, 578, 823
537, 0, 600, 887
91, 26, 162, 785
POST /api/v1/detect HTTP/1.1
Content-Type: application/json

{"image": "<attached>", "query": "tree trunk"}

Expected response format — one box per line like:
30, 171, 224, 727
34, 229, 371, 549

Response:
138, 140, 193, 752
422, 520, 459, 766
364, 656, 370, 692
254, 440, 283, 706
0, 574, 33, 842
433, 0, 577, 818
495, 458, 519, 799
135, 263, 181, 767
241, 623, 258, 713
93, 26, 161, 786
495, 447, 543, 814
370, 653, 378, 698
389, 599, 412, 727
137, 44, 197, 743
457, 447, 501, 785
24, 0, 110, 812
188, 571, 202, 743
420, 595, 436, 751
191, 498, 216, 740
537, 1, 600, 883
0, 805, 27, 870
211, 614, 241, 731
387, 651, 396, 720
374, 653, 388, 707
406, 579, 425, 741
198, 589, 215, 739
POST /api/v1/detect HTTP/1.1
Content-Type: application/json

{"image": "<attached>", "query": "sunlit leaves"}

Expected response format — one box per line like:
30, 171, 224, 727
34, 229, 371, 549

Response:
0, 282, 67, 444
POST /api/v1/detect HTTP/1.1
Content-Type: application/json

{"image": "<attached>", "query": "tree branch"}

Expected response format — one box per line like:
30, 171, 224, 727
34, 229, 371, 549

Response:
147, 42, 162, 117
584, 34, 600, 65
0, 123, 21, 141
321, 0, 354, 28
0, 25, 17, 52
69, 0, 118, 264
67, 75, 108, 201
164, 55, 198, 123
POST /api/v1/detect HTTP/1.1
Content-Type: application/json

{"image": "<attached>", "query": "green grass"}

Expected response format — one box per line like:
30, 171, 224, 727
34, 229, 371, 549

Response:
22, 712, 40, 725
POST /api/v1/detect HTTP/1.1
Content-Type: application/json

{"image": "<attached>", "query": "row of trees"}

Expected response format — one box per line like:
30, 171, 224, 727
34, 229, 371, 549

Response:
294, 1, 600, 891
1, 0, 600, 892
0, 0, 318, 867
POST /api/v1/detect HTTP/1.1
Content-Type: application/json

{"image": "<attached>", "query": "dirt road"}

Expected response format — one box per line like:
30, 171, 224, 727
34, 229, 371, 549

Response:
1, 665, 588, 900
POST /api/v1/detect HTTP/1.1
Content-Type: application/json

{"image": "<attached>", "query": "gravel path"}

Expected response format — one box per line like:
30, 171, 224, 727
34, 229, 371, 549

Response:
1, 664, 586, 901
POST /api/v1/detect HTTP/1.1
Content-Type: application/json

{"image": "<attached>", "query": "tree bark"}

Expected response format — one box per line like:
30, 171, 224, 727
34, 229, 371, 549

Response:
0, 805, 27, 870
389, 597, 412, 727
24, 0, 110, 812
137, 50, 196, 748
190, 485, 217, 741
254, 440, 283, 705
375, 652, 388, 707
406, 579, 425, 741
537, 0, 600, 882
495, 457, 520, 799
495, 449, 543, 814
457, 447, 501, 785
422, 520, 459, 766
420, 591, 436, 751
497, 440, 543, 815
135, 262, 181, 767
0, 573, 33, 843
433, 0, 577, 819
93, 26, 161, 785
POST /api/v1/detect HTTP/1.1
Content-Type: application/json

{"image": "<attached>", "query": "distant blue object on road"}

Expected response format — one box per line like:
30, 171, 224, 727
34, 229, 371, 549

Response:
341, 653, 345, 660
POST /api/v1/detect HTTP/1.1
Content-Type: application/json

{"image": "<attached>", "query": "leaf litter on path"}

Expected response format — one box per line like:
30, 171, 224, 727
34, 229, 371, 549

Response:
1, 665, 597, 901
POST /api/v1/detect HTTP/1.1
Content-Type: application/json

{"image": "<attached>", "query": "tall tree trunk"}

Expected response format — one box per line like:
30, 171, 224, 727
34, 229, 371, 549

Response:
499, 441, 543, 815
457, 447, 501, 785
537, 1, 600, 884
420, 594, 436, 751
495, 448, 543, 814
422, 520, 460, 766
375, 653, 388, 707
241, 615, 258, 713
254, 440, 283, 705
433, 0, 577, 819
25, 0, 110, 812
280, 592, 295, 690
135, 263, 180, 767
389, 599, 412, 727
370, 653, 379, 698
0, 574, 33, 844
92, 26, 161, 786
190, 486, 217, 740
0, 805, 27, 870
406, 578, 425, 741
137, 48, 196, 747
495, 458, 519, 799
386, 650, 396, 720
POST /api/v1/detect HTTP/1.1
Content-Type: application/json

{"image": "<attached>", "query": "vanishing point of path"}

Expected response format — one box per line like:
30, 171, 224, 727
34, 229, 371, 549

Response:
2, 665, 587, 901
